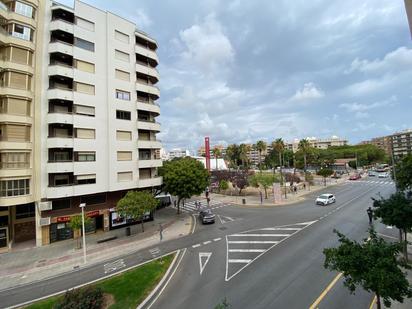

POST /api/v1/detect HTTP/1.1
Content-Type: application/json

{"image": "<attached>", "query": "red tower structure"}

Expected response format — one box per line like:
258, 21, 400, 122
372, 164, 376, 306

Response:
205, 137, 210, 171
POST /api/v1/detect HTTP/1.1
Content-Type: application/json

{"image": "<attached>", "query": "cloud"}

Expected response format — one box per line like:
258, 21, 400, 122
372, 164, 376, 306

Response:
134, 8, 152, 29
339, 96, 397, 112
290, 83, 325, 102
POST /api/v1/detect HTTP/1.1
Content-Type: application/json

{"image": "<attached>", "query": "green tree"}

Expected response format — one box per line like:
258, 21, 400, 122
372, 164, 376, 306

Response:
161, 157, 209, 214
116, 190, 158, 232
324, 229, 412, 309
225, 144, 239, 170
298, 139, 311, 172
212, 146, 222, 171
249, 173, 278, 199
239, 143, 251, 170
373, 192, 412, 262
255, 140, 267, 171
317, 168, 334, 186
272, 138, 285, 180
214, 298, 231, 309
68, 214, 91, 249
218, 179, 229, 193
394, 154, 412, 192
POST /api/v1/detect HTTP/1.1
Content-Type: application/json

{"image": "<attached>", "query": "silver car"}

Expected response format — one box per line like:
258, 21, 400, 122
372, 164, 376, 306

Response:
315, 194, 336, 206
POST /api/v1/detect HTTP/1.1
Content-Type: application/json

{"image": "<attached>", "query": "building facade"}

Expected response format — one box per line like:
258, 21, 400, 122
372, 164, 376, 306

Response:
168, 148, 190, 160
391, 129, 412, 160
286, 136, 348, 153
0, 0, 162, 251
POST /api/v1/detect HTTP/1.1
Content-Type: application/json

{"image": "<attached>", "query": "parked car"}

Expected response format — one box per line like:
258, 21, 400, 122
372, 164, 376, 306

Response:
368, 171, 376, 177
378, 172, 389, 178
199, 209, 215, 224
349, 174, 361, 180
315, 194, 336, 206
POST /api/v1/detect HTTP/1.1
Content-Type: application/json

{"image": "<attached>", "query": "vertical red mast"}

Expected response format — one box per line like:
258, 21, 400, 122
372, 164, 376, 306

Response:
205, 137, 210, 171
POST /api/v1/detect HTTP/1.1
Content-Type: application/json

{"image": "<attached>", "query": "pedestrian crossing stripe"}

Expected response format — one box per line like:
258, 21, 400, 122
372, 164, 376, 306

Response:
345, 180, 394, 185
173, 199, 228, 213
225, 220, 317, 281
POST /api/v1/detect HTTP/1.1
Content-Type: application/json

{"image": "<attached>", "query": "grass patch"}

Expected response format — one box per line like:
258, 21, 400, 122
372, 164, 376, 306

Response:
26, 253, 175, 309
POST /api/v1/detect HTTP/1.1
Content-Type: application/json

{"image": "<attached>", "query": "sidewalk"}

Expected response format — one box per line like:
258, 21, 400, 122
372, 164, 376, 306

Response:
0, 207, 191, 290
211, 177, 347, 207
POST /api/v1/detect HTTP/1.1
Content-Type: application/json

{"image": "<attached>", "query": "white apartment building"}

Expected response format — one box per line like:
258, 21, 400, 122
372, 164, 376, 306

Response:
168, 148, 190, 160
0, 0, 162, 250
286, 136, 348, 152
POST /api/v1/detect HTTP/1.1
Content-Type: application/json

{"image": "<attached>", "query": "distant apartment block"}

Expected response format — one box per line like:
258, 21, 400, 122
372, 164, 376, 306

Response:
168, 148, 190, 160
405, 0, 412, 38
286, 136, 348, 153
0, 0, 162, 251
391, 129, 412, 160
197, 144, 226, 158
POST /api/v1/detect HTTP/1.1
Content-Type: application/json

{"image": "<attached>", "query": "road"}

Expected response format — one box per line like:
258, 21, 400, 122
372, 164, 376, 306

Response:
0, 177, 397, 309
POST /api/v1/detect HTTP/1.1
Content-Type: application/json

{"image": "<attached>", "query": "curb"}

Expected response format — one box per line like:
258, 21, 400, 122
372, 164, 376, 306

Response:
137, 248, 187, 309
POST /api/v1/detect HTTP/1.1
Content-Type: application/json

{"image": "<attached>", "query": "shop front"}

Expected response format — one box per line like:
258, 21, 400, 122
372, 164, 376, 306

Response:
109, 208, 154, 230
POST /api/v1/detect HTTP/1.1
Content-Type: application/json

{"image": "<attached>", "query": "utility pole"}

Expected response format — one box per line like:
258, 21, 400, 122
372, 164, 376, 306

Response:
79, 203, 87, 264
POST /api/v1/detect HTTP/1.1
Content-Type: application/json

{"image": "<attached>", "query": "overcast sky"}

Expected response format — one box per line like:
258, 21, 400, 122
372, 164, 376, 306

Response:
61, 0, 412, 151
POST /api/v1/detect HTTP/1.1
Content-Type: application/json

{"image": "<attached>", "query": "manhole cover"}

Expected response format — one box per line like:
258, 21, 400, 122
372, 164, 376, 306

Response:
219, 227, 227, 231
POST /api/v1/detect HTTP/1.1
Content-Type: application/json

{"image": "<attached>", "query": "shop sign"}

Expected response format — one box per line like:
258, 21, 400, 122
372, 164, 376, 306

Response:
57, 216, 71, 223
86, 210, 100, 218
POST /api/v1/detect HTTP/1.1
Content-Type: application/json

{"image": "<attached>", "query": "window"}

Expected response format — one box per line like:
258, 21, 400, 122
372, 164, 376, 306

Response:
15, 203, 35, 219
115, 70, 130, 81
115, 90, 130, 100
0, 152, 30, 169
13, 1, 34, 18
115, 50, 129, 62
116, 110, 131, 120
7, 71, 30, 90
76, 17, 94, 31
0, 179, 30, 197
52, 199, 71, 210
11, 23, 33, 41
74, 38, 94, 52
115, 30, 129, 43
51, 151, 71, 162
11, 47, 31, 65
75, 128, 95, 139
0, 124, 30, 142
75, 60, 95, 73
117, 151, 132, 161
75, 82, 95, 95
75, 174, 96, 185
116, 130, 131, 141
139, 168, 151, 179
74, 105, 95, 116
76, 152, 95, 161
81, 193, 106, 205
0, 97, 30, 116
118, 172, 132, 182
53, 174, 71, 186
139, 150, 151, 160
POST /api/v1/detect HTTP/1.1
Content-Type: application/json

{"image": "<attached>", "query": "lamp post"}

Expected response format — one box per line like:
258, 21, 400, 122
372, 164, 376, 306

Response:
79, 203, 87, 264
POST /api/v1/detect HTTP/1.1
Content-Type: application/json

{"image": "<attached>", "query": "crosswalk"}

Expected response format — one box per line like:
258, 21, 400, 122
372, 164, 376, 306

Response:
345, 180, 394, 186
225, 221, 316, 281
173, 199, 230, 213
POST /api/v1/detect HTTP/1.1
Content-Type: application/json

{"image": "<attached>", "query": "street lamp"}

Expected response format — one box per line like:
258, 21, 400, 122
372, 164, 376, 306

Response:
79, 203, 87, 264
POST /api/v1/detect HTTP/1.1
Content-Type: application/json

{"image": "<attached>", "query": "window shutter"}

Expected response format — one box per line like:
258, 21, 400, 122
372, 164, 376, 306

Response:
11, 47, 28, 64
116, 130, 131, 141
76, 60, 95, 73
7, 98, 29, 115
75, 82, 95, 95
117, 151, 132, 161
117, 172, 132, 182
115, 50, 129, 62
115, 69, 130, 81
76, 17, 95, 31
74, 105, 95, 116
76, 128, 95, 139
7, 125, 29, 141
76, 174, 96, 180
9, 72, 27, 89
115, 30, 129, 43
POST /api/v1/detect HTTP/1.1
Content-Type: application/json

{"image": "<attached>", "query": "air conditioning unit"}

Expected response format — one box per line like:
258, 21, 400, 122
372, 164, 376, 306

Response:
39, 201, 52, 211
39, 217, 51, 226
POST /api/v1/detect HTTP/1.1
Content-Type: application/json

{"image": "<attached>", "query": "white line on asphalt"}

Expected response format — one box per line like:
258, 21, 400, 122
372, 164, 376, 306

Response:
230, 234, 290, 237
228, 259, 252, 263
199, 252, 212, 275
261, 227, 301, 231
191, 214, 197, 234
377, 233, 398, 240
203, 241, 211, 245
228, 241, 279, 244
213, 238, 222, 242
228, 249, 266, 253
192, 244, 201, 248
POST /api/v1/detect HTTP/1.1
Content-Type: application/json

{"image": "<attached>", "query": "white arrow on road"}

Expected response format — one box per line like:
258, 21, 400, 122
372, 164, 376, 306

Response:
199, 252, 212, 275
218, 215, 235, 224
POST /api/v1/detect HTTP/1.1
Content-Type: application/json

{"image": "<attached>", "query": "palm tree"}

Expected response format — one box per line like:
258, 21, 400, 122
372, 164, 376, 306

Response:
211, 146, 222, 170
239, 144, 251, 170
298, 139, 311, 172
255, 140, 267, 171
272, 138, 285, 182
225, 144, 239, 170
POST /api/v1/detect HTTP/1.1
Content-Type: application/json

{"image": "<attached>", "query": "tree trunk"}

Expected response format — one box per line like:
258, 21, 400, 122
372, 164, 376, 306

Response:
399, 229, 403, 243
324, 177, 326, 186
304, 154, 307, 172
376, 294, 381, 309
177, 197, 181, 214
404, 230, 409, 263
141, 218, 145, 233
264, 187, 268, 199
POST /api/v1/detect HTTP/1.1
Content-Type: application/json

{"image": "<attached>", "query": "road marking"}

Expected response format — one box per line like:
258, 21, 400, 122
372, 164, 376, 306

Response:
191, 214, 197, 234
386, 225, 393, 229
369, 295, 377, 309
104, 259, 126, 274
213, 237, 222, 242
261, 227, 300, 231
192, 244, 201, 248
199, 252, 212, 275
229, 249, 266, 253
227, 241, 279, 244
228, 259, 252, 263
203, 241, 212, 245
309, 272, 343, 309
149, 248, 161, 257
230, 234, 290, 237
218, 215, 236, 224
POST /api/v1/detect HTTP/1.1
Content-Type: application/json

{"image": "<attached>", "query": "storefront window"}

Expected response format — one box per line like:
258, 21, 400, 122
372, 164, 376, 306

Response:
15, 203, 35, 219
80, 193, 106, 205
52, 199, 71, 210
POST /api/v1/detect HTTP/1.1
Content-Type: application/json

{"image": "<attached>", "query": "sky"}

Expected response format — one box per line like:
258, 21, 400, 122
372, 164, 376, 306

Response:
60, 0, 412, 152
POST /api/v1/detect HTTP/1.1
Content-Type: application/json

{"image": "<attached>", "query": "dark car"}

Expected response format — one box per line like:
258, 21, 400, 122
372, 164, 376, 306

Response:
199, 209, 215, 224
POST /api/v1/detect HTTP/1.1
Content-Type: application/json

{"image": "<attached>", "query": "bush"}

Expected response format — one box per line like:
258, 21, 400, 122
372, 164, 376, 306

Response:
219, 180, 229, 192
54, 286, 103, 309
284, 172, 301, 184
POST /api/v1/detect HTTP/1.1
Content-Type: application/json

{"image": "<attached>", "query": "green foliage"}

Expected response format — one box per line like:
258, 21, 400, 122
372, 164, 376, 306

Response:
395, 154, 412, 192
324, 229, 412, 308
249, 173, 278, 198
239, 143, 251, 169
162, 157, 209, 212
305, 172, 314, 184
218, 180, 229, 192
68, 214, 91, 231
54, 286, 103, 309
317, 168, 334, 185
116, 191, 158, 232
214, 298, 231, 309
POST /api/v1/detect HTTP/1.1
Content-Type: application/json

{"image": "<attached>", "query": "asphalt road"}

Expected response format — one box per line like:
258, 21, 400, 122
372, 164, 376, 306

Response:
0, 177, 397, 309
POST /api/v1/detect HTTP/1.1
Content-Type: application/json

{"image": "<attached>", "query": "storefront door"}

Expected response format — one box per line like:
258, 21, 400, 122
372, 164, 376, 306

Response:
0, 227, 8, 249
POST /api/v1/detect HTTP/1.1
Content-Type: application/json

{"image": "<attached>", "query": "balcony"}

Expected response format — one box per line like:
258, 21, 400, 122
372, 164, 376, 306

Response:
135, 82, 160, 98
135, 63, 159, 81
137, 139, 162, 149
49, 40, 74, 56
138, 176, 162, 188
50, 19, 74, 34
47, 161, 74, 173
138, 159, 162, 169
135, 44, 159, 64
46, 185, 74, 199
47, 112, 74, 125
137, 120, 161, 132
136, 101, 160, 115
48, 65, 74, 79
